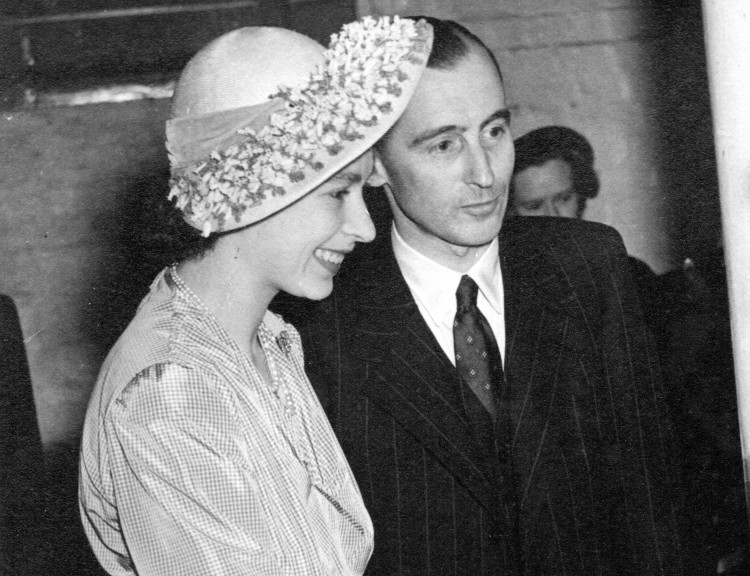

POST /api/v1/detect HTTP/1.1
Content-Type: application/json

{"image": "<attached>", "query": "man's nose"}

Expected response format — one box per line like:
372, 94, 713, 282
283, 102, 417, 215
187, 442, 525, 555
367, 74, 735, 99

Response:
467, 144, 495, 188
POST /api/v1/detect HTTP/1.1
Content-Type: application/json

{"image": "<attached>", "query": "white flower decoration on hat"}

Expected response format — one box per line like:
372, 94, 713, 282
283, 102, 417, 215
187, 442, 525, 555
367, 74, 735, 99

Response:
167, 16, 432, 236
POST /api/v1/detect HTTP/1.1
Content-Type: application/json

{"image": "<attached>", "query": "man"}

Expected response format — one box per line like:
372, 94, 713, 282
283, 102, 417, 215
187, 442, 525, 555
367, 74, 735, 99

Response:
294, 16, 684, 576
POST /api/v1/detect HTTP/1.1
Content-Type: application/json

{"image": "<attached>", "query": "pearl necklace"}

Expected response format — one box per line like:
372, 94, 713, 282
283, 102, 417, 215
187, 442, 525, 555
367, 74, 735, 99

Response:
169, 265, 296, 417
257, 325, 297, 417
169, 264, 206, 309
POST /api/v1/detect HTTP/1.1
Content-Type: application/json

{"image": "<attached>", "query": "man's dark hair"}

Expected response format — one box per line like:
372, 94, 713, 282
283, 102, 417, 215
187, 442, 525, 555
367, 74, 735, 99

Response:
512, 126, 600, 214
406, 16, 503, 80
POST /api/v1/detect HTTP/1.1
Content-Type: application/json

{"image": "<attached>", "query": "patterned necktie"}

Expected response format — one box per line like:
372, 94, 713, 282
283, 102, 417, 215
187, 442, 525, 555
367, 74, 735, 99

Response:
453, 275, 502, 420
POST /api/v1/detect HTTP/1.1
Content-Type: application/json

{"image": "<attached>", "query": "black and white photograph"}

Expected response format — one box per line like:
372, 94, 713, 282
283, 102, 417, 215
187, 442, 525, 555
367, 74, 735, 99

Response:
1, 1, 749, 575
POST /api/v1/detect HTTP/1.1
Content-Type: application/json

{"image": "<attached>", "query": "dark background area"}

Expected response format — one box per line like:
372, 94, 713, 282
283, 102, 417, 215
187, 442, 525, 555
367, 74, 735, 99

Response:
1, 0, 355, 106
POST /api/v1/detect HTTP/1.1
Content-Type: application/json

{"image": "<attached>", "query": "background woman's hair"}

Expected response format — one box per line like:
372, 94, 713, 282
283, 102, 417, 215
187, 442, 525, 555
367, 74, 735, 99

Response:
512, 125, 600, 200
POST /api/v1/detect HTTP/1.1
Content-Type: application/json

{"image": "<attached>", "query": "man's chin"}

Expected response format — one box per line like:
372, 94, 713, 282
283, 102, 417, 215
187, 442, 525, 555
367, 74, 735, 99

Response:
450, 221, 504, 247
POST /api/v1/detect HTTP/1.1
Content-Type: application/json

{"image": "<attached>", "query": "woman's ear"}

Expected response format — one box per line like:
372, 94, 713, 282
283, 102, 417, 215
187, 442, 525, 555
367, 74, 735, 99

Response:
366, 148, 389, 188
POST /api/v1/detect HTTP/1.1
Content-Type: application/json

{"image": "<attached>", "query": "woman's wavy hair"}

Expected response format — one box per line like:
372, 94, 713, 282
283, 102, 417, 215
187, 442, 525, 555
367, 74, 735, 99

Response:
512, 126, 600, 216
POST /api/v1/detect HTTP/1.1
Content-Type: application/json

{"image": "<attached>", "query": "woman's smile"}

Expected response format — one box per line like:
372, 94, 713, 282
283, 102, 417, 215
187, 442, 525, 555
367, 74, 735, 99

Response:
314, 247, 347, 274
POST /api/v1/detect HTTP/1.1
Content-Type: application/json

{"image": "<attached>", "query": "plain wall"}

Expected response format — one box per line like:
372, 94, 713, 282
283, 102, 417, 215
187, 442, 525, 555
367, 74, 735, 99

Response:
1, 99, 171, 447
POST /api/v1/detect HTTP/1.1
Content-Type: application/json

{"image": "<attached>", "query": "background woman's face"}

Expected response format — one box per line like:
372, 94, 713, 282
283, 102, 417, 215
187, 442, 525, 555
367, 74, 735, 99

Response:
511, 158, 582, 219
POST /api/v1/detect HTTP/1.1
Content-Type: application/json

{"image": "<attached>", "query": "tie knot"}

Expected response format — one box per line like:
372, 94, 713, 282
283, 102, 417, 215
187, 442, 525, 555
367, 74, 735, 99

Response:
456, 275, 479, 313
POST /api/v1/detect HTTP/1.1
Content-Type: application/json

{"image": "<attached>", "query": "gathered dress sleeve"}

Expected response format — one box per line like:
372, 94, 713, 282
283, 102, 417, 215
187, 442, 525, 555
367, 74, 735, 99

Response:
104, 362, 287, 576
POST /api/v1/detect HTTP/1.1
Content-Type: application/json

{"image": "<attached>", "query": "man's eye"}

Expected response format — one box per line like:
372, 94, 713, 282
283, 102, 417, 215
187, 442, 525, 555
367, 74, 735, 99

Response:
523, 201, 542, 211
428, 138, 457, 154
488, 124, 506, 138
480, 124, 507, 147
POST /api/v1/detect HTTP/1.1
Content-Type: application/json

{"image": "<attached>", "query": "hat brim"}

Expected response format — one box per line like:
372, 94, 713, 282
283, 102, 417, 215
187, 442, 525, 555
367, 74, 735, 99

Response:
231, 61, 427, 226
172, 18, 433, 235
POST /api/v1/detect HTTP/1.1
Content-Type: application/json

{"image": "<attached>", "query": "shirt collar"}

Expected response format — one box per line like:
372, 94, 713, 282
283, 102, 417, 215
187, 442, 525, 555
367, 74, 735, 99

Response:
469, 235, 503, 316
391, 224, 503, 315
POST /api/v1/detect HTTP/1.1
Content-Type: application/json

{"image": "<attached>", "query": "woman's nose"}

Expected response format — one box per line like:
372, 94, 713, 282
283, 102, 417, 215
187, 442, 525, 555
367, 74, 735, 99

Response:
344, 193, 376, 243
539, 200, 557, 217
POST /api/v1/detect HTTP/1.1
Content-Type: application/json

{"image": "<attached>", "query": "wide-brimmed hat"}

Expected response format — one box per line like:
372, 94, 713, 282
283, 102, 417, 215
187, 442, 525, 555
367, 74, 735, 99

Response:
166, 17, 433, 236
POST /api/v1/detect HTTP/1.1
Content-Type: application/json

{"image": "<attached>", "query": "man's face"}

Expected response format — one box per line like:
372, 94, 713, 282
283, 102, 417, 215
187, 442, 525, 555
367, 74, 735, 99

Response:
372, 47, 514, 265
511, 158, 581, 218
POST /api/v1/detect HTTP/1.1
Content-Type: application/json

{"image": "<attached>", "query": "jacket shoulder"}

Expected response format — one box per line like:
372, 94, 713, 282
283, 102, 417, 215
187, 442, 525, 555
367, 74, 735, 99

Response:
501, 216, 626, 263
502, 215, 621, 243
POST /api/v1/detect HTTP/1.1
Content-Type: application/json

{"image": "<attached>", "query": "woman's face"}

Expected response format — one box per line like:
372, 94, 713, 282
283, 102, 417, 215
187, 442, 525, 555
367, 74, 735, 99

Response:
245, 151, 376, 301
511, 158, 582, 219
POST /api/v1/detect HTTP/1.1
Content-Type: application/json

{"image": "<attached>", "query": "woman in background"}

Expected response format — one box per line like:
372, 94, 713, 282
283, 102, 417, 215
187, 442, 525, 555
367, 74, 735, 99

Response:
508, 125, 658, 307
508, 125, 597, 219
79, 17, 432, 576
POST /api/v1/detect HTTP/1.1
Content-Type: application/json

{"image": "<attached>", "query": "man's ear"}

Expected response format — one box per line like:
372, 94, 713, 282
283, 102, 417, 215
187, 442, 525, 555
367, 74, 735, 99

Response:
366, 148, 389, 188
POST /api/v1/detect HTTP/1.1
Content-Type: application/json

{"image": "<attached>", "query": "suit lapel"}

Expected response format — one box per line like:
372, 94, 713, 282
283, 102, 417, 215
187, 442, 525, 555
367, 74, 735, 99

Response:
342, 240, 499, 514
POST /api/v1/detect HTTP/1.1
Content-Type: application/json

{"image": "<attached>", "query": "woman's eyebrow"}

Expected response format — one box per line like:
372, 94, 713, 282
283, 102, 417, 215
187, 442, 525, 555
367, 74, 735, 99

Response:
329, 171, 364, 185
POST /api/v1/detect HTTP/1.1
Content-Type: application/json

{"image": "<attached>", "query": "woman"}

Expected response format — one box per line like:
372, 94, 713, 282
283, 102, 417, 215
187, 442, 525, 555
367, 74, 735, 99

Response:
79, 18, 432, 576
508, 125, 658, 312
508, 125, 599, 219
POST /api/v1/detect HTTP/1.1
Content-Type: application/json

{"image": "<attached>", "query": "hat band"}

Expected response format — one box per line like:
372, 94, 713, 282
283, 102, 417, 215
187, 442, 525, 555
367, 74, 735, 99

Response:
166, 99, 285, 170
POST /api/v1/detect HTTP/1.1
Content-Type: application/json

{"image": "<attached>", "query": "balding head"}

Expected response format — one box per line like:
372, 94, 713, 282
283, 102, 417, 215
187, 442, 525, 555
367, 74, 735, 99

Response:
170, 27, 325, 118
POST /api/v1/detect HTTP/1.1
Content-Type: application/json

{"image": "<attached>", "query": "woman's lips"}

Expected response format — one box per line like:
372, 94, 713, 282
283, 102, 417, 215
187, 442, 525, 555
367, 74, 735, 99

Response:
314, 248, 346, 273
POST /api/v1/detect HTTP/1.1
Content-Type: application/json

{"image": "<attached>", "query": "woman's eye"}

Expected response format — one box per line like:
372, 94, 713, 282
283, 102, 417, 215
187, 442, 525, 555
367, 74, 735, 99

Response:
330, 189, 349, 200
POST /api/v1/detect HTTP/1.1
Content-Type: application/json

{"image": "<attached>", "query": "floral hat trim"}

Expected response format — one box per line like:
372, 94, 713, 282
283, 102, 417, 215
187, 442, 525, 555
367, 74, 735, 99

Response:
167, 16, 432, 236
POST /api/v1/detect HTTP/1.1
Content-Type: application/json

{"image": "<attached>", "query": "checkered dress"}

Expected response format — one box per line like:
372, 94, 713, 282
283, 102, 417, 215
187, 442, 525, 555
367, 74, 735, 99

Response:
79, 268, 373, 575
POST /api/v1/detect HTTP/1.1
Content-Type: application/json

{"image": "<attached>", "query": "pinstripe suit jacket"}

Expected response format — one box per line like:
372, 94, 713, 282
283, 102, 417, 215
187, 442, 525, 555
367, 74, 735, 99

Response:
296, 216, 684, 576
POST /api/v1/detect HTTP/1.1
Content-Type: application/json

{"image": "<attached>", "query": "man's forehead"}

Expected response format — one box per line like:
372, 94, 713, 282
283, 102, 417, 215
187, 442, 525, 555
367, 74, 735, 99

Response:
423, 48, 502, 88
399, 59, 505, 129
422, 49, 500, 94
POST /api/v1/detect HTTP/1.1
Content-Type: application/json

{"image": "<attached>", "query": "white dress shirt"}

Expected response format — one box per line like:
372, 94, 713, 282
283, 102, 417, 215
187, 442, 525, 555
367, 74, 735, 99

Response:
391, 225, 505, 367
